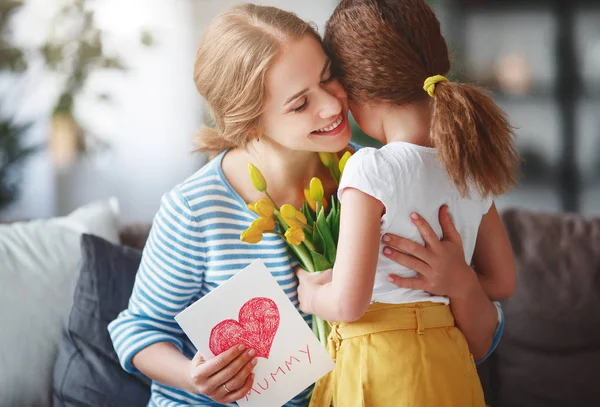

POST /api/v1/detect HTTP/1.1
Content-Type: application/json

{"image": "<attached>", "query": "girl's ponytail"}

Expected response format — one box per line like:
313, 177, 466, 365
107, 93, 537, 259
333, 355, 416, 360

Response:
429, 79, 520, 197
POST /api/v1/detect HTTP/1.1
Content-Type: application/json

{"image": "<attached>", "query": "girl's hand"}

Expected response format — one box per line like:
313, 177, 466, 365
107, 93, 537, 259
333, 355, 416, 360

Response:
382, 205, 478, 300
295, 268, 333, 314
188, 345, 257, 403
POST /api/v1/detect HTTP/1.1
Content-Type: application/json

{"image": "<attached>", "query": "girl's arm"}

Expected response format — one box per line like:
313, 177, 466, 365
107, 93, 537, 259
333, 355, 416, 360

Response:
297, 188, 384, 322
383, 206, 500, 361
472, 203, 516, 301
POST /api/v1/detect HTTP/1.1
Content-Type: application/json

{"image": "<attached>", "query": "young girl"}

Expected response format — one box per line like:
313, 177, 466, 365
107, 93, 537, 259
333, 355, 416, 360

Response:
296, 0, 519, 406
109, 3, 506, 406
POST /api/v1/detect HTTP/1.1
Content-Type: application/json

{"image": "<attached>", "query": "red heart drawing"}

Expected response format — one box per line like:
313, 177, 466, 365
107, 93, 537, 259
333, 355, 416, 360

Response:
209, 297, 280, 359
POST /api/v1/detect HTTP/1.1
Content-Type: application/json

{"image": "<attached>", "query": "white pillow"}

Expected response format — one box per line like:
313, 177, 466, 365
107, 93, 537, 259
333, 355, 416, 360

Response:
0, 198, 120, 407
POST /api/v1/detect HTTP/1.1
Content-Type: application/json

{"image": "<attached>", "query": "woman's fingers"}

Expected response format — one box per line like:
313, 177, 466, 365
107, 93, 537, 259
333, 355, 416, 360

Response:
387, 274, 428, 291
382, 247, 430, 275
439, 205, 462, 246
208, 348, 257, 390
409, 212, 442, 251
202, 344, 249, 377
222, 373, 255, 404
192, 351, 206, 367
382, 234, 433, 264
214, 354, 257, 396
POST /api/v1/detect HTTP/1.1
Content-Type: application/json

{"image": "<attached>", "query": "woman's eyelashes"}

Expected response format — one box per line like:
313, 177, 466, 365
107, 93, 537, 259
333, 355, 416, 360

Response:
292, 73, 335, 114
293, 98, 308, 113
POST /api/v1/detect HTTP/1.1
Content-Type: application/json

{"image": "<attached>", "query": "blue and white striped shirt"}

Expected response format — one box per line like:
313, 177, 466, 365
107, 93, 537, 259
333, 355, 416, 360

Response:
108, 150, 311, 407
108, 147, 504, 407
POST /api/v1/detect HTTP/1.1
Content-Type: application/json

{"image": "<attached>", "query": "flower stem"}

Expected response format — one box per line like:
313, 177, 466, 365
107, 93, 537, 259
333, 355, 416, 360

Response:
289, 243, 315, 272
265, 191, 278, 209
302, 238, 317, 252
265, 231, 285, 238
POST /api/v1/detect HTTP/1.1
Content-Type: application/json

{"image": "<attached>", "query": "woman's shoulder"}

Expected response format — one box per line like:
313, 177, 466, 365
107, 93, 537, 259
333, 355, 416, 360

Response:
179, 152, 227, 189
165, 151, 234, 209
346, 141, 362, 153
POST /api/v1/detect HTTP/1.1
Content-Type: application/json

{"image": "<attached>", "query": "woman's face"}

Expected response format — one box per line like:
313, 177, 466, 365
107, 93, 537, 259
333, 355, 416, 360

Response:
261, 35, 352, 153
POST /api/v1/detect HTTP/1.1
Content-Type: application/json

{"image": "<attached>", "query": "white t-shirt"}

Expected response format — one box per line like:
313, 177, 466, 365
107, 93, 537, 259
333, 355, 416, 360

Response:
338, 141, 493, 305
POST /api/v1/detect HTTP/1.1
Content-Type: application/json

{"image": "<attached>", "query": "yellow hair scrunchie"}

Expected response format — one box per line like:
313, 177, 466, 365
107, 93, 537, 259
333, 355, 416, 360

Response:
423, 75, 448, 97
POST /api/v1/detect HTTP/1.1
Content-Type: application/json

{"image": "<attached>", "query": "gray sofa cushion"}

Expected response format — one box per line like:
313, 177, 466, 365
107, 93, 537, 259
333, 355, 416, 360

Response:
52, 234, 150, 407
490, 209, 600, 407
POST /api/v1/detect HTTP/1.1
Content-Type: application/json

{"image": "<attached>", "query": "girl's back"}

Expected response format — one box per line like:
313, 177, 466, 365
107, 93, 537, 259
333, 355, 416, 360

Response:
340, 141, 492, 305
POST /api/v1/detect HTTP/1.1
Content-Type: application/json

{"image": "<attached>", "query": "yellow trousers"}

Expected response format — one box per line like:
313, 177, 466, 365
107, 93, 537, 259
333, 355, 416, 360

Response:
310, 302, 486, 407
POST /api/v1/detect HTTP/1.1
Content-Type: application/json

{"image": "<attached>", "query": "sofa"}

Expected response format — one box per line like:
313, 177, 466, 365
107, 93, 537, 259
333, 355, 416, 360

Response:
1, 201, 598, 407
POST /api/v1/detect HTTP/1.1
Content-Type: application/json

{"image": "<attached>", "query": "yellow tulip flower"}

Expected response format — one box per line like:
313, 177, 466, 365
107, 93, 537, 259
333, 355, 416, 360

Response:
240, 226, 263, 244
247, 202, 257, 214
248, 163, 267, 192
304, 189, 317, 211
318, 152, 335, 168
279, 204, 301, 229
280, 204, 297, 219
295, 210, 307, 225
254, 198, 274, 218
309, 177, 324, 202
304, 188, 328, 212
285, 227, 305, 246
339, 151, 352, 173
251, 216, 276, 231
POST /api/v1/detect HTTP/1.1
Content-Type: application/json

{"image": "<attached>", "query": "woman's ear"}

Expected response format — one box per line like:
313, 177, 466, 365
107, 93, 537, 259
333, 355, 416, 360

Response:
248, 129, 261, 143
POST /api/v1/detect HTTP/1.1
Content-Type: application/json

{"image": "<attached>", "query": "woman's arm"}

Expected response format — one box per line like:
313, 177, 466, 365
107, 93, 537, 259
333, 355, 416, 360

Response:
383, 206, 500, 361
472, 203, 516, 301
132, 342, 256, 402
297, 188, 384, 322
108, 189, 256, 403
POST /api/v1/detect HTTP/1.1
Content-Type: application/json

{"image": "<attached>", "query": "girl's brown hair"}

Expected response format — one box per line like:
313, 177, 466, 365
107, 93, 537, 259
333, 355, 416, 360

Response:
193, 4, 321, 156
324, 0, 519, 197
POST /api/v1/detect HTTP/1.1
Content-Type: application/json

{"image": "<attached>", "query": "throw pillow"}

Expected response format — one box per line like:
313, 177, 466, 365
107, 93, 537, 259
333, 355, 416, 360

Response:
53, 234, 150, 407
0, 198, 120, 407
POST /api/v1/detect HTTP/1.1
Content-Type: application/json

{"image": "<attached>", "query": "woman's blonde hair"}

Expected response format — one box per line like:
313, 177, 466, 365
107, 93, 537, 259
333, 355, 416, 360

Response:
193, 4, 321, 156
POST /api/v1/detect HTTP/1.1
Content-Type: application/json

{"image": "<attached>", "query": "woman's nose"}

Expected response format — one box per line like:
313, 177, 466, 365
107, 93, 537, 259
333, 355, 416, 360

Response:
318, 88, 344, 119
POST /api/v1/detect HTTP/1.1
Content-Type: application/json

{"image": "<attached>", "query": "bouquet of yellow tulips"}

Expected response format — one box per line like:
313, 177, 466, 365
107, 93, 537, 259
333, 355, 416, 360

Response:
240, 151, 352, 346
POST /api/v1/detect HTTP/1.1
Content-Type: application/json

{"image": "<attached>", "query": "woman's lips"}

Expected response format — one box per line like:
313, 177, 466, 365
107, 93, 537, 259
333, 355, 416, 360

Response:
311, 115, 346, 136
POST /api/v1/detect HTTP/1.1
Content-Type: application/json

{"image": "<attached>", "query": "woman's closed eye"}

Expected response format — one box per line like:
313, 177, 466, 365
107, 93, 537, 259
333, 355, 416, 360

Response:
293, 98, 308, 113
292, 73, 335, 113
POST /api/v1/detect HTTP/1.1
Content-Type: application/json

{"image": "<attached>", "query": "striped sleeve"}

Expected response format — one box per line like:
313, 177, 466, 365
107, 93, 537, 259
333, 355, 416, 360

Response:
108, 187, 205, 373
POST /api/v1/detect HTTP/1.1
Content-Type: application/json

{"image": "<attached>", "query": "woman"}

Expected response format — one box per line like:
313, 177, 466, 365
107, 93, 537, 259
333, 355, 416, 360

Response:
108, 4, 502, 406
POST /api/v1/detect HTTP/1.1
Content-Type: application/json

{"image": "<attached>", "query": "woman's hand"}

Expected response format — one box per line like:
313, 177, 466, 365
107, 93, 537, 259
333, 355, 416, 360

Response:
188, 345, 257, 403
382, 205, 478, 300
381, 205, 499, 360
295, 268, 333, 314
